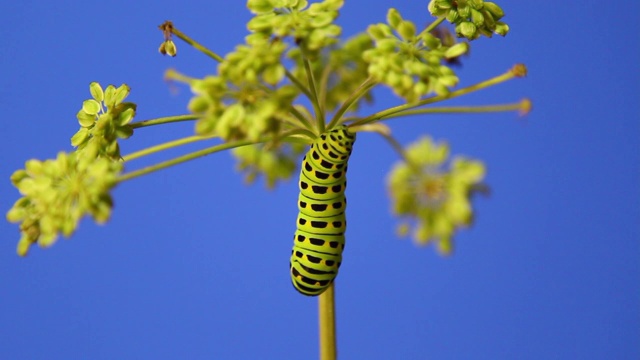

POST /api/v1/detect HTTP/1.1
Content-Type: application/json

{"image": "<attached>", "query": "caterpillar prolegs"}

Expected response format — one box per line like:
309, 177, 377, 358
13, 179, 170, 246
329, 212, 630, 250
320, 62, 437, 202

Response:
290, 125, 356, 296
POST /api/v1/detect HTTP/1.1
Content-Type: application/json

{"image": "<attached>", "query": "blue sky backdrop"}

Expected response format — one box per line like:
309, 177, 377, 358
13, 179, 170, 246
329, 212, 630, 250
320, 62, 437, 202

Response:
1, 1, 638, 359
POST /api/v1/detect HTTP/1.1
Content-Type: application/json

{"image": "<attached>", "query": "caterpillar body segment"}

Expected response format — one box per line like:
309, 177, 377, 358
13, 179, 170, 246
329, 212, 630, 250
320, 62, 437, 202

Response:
290, 125, 356, 296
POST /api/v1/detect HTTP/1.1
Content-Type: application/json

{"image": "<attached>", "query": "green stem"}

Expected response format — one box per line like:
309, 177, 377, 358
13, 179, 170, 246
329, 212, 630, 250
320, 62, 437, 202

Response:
418, 16, 446, 39
352, 66, 522, 127
254, 128, 315, 149
379, 131, 409, 164
164, 68, 197, 84
283, 69, 318, 136
131, 114, 199, 129
285, 68, 313, 99
303, 59, 325, 133
171, 26, 224, 62
117, 139, 257, 183
383, 100, 530, 120
288, 104, 318, 136
376, 129, 423, 172
282, 127, 317, 144
318, 64, 333, 115
328, 76, 377, 129
319, 283, 337, 360
122, 134, 216, 162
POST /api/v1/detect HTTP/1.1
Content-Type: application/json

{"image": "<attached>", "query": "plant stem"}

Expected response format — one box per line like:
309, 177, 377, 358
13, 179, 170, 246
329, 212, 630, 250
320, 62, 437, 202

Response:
328, 76, 377, 129
378, 130, 412, 166
285, 68, 313, 99
288, 104, 318, 136
318, 64, 333, 115
303, 59, 325, 133
117, 139, 257, 183
164, 68, 197, 84
122, 134, 216, 162
170, 25, 224, 62
419, 16, 446, 38
353, 65, 525, 127
382, 100, 530, 120
131, 114, 199, 129
319, 283, 337, 360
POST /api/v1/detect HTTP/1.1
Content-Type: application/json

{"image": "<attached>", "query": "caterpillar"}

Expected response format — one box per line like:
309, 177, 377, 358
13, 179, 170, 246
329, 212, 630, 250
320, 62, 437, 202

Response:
290, 125, 356, 296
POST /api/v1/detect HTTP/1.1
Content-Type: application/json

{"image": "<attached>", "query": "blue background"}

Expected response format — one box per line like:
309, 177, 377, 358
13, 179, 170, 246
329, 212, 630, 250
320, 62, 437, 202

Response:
1, 1, 638, 359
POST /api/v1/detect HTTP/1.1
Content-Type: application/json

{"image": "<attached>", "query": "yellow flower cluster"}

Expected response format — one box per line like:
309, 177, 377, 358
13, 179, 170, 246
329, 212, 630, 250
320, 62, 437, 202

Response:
387, 137, 486, 255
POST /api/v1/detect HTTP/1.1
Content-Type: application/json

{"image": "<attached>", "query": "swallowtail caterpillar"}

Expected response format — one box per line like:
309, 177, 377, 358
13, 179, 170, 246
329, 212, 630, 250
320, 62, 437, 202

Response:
290, 125, 356, 296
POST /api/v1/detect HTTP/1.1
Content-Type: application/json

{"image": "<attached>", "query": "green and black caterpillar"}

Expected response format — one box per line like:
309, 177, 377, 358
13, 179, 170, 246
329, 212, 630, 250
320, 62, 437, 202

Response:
290, 125, 356, 296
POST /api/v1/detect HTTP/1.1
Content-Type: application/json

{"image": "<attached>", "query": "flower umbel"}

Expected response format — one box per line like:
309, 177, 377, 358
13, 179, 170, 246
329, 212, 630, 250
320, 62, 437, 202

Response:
247, 0, 344, 58
363, 8, 468, 103
6, 152, 122, 256
185, 73, 299, 141
71, 82, 136, 160
232, 142, 304, 188
428, 0, 509, 39
387, 136, 486, 255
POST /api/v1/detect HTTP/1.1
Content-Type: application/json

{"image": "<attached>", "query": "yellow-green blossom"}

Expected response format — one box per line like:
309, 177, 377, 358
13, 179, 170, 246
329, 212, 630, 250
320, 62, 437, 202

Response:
387, 136, 486, 255
6, 152, 122, 256
232, 142, 304, 188
363, 8, 467, 102
71, 82, 136, 160
428, 0, 509, 39
247, 0, 344, 58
